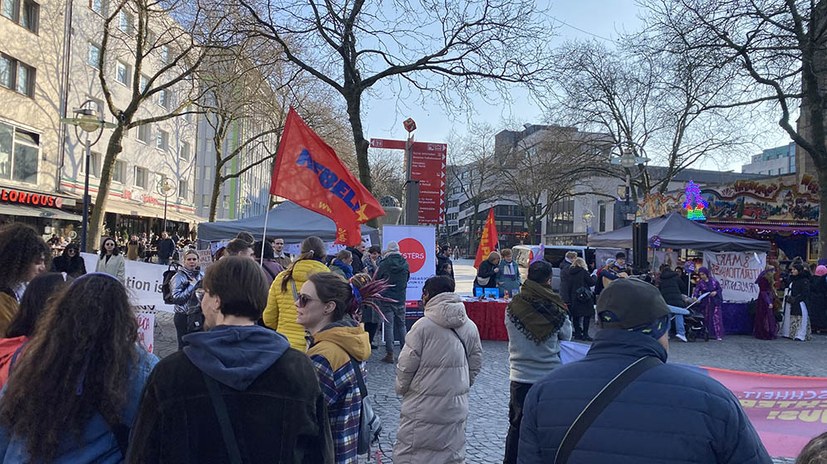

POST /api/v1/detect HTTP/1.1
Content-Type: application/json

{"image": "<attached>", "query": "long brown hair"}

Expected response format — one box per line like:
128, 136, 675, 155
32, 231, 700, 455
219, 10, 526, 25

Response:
280, 236, 326, 291
0, 273, 138, 461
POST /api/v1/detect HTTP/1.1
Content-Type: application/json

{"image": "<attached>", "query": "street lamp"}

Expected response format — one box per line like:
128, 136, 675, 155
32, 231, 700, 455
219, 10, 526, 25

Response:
60, 100, 115, 252
403, 117, 419, 226
610, 141, 650, 224
157, 175, 177, 234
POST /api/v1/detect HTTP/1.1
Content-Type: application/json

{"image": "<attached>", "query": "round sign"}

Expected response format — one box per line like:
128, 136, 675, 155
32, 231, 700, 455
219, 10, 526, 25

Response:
398, 238, 426, 273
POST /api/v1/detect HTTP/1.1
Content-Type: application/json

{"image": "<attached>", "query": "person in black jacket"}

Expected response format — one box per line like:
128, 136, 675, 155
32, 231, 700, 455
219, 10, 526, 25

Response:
565, 258, 595, 341
474, 251, 501, 295
436, 244, 455, 281
346, 242, 366, 275
127, 257, 333, 463
51, 243, 86, 278
657, 264, 688, 342
781, 263, 811, 341
558, 251, 577, 308
156, 232, 176, 265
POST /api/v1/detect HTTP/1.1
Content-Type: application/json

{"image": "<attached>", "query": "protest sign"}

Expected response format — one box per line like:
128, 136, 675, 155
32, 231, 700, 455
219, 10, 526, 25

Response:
136, 310, 155, 353
382, 225, 436, 302
703, 251, 766, 302
82, 253, 175, 312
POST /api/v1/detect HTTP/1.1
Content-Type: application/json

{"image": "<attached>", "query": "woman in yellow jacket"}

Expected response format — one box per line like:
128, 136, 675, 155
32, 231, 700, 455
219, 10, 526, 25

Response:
263, 236, 330, 351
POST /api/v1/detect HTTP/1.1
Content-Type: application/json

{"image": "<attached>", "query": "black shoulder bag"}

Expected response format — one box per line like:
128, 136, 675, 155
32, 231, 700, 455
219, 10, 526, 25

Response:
203, 372, 243, 464
554, 356, 662, 464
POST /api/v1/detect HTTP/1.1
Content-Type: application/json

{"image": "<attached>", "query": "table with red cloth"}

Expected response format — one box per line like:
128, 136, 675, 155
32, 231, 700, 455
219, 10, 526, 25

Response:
463, 298, 509, 341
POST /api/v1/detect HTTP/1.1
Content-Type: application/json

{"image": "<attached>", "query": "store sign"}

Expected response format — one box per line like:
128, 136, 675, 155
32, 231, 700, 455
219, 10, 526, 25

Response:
0, 188, 64, 208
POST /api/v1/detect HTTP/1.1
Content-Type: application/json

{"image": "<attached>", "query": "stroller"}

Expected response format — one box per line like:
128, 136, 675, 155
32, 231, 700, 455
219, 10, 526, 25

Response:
684, 308, 709, 342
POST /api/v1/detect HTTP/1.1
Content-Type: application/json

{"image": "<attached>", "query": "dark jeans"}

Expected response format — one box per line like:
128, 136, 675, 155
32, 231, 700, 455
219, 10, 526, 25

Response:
364, 322, 379, 346
573, 315, 591, 339
504, 381, 533, 464
383, 305, 407, 354
174, 312, 188, 350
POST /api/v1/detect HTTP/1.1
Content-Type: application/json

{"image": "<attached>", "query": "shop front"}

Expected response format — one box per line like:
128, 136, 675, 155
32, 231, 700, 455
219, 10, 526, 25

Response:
0, 186, 82, 242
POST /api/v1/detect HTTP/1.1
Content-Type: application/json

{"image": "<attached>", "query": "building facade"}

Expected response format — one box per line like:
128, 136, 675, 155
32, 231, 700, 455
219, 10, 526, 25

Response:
741, 142, 796, 176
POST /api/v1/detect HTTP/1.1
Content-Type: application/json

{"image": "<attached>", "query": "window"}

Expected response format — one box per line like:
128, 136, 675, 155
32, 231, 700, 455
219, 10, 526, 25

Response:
178, 179, 187, 200
83, 151, 101, 177
88, 43, 100, 68
155, 129, 168, 150
136, 124, 150, 143
139, 74, 149, 92
118, 10, 132, 34
112, 159, 125, 183
598, 203, 606, 232
546, 198, 574, 235
0, 53, 35, 97
89, 0, 102, 14
2, 0, 38, 32
0, 122, 38, 184
179, 141, 190, 160
115, 60, 130, 86
134, 166, 148, 188
158, 89, 168, 108
160, 45, 169, 64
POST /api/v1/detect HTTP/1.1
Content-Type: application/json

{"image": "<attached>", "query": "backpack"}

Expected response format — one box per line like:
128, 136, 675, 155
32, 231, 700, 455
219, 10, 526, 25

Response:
351, 358, 382, 455
161, 263, 181, 304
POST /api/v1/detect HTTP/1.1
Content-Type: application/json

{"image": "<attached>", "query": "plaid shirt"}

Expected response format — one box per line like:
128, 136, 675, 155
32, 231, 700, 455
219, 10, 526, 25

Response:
310, 355, 363, 464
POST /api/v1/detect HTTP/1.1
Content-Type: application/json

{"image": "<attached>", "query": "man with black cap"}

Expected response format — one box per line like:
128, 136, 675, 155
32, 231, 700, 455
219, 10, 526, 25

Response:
518, 278, 770, 464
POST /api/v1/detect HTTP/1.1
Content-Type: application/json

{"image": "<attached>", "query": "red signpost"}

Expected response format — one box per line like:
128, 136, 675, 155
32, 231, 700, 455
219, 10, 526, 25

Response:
369, 138, 448, 225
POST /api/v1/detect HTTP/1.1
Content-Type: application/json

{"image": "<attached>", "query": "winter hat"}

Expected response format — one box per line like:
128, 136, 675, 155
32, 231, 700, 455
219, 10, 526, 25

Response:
384, 241, 400, 254
816, 265, 827, 277
597, 278, 671, 339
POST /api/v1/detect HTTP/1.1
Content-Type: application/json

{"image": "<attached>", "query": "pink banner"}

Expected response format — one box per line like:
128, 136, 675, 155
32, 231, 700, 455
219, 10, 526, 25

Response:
706, 366, 827, 458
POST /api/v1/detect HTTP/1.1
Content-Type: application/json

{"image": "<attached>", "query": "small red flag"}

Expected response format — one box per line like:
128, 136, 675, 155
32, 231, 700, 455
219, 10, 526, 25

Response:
474, 208, 499, 268
270, 108, 385, 245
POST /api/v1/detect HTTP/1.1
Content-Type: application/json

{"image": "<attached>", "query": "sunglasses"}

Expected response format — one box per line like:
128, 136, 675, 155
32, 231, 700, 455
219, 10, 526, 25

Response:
295, 293, 320, 308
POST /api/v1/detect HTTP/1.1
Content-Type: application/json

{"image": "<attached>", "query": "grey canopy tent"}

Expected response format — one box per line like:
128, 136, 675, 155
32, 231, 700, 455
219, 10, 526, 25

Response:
197, 201, 379, 244
587, 212, 770, 252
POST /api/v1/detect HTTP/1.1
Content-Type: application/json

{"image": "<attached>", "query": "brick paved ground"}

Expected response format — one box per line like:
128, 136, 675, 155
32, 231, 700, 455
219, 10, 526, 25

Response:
152, 259, 820, 463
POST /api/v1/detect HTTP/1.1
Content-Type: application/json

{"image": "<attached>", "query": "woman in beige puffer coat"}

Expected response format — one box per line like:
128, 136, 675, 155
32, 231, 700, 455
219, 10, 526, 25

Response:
394, 276, 483, 464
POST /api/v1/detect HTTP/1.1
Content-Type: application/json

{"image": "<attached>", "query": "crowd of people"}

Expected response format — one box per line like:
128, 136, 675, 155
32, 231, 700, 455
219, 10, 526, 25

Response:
2, 220, 825, 463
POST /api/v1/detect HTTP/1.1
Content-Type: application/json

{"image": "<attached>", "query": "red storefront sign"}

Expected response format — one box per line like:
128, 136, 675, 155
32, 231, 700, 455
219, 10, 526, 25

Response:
0, 188, 64, 208
410, 142, 447, 225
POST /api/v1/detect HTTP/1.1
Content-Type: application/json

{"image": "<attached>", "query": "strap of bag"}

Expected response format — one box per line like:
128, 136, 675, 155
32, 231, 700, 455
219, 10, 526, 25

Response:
450, 328, 468, 358
291, 279, 299, 301
554, 356, 661, 464
203, 372, 243, 464
350, 358, 367, 398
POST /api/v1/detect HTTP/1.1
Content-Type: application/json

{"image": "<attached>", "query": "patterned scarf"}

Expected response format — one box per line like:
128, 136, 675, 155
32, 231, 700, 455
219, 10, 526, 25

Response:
507, 280, 568, 343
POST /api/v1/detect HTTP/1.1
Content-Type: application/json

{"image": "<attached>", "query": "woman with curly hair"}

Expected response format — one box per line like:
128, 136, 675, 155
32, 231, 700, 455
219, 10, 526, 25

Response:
0, 223, 49, 335
0, 272, 72, 387
263, 236, 330, 351
0, 273, 158, 462
297, 272, 390, 462
96, 237, 126, 283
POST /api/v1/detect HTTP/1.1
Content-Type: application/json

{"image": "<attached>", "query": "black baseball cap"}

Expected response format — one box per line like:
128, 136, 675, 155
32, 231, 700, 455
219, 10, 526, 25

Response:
596, 278, 670, 330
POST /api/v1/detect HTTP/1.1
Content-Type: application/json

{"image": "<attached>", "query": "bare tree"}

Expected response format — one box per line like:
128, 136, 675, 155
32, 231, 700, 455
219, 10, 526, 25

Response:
499, 126, 614, 239
368, 149, 405, 202
641, 0, 827, 257
552, 39, 747, 199
231, 0, 555, 198
448, 123, 502, 256
87, 0, 226, 249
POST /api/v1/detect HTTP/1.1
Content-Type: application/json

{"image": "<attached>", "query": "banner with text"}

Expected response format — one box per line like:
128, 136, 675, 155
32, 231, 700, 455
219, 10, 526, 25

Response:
703, 251, 766, 302
382, 225, 436, 302
560, 341, 826, 457
82, 253, 175, 312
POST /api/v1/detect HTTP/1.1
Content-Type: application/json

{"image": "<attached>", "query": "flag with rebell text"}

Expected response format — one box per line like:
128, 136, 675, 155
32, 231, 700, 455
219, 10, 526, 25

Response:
474, 208, 499, 268
270, 107, 384, 245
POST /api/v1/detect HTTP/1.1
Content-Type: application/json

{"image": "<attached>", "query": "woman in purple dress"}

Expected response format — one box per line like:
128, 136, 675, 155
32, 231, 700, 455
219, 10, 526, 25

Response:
753, 267, 778, 340
693, 267, 724, 340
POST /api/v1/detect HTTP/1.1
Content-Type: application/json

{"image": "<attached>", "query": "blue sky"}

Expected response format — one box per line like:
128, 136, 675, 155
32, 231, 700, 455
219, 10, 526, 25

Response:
359, 0, 791, 171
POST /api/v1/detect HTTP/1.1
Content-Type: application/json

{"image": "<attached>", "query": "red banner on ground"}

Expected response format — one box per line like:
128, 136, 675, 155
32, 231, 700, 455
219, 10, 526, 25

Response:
270, 108, 384, 245
474, 209, 498, 269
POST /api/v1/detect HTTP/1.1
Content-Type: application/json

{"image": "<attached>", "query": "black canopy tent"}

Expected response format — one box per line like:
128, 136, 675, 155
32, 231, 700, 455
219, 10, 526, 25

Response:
197, 201, 379, 244
587, 212, 771, 252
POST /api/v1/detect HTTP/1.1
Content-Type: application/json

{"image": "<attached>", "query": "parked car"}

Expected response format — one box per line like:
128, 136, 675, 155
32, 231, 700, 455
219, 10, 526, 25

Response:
512, 245, 597, 292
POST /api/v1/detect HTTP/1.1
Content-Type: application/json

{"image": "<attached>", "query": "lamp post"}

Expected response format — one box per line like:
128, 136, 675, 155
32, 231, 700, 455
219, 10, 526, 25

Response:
157, 176, 177, 234
60, 100, 114, 252
610, 141, 651, 274
403, 117, 419, 225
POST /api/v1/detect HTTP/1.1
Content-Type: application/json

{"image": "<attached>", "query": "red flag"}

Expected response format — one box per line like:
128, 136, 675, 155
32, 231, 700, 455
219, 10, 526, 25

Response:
270, 108, 384, 245
474, 208, 499, 268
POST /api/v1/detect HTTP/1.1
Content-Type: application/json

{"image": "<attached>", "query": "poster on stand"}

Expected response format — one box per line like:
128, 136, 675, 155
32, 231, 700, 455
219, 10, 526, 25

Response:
702, 251, 766, 302
382, 225, 436, 302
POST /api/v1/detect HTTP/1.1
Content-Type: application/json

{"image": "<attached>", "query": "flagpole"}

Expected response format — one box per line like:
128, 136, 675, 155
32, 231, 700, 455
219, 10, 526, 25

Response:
260, 194, 272, 266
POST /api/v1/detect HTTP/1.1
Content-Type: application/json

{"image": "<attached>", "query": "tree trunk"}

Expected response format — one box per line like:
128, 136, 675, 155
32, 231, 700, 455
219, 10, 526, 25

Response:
819, 168, 827, 260
344, 93, 373, 193
87, 124, 125, 251
208, 173, 222, 222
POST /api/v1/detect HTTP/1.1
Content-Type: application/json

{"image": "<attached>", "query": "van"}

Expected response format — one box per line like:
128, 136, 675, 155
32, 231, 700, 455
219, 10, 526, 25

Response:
511, 245, 599, 292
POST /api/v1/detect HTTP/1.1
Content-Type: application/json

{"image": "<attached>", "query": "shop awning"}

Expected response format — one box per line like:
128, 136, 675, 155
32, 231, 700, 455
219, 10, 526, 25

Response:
0, 203, 82, 221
